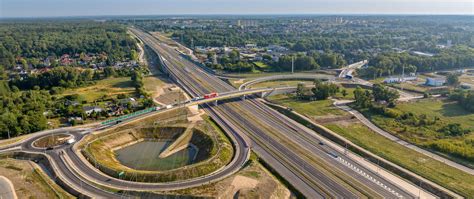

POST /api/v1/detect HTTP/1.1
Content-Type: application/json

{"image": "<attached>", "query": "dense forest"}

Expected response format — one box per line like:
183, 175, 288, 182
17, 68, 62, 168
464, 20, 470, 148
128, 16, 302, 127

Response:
0, 21, 149, 138
0, 21, 137, 68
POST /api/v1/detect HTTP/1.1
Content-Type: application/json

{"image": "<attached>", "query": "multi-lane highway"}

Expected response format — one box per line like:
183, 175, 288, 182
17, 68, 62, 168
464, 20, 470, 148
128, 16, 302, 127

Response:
0, 27, 440, 198
0, 105, 251, 198
130, 27, 418, 198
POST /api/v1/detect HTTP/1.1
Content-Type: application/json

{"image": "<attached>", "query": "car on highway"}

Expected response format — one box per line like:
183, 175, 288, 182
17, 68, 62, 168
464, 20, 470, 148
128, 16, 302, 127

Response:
191, 96, 203, 101
66, 138, 76, 145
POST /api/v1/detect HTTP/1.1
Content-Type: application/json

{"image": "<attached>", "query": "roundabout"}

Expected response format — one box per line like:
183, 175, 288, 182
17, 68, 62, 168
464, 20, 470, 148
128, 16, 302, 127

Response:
0, 106, 249, 198
32, 133, 74, 149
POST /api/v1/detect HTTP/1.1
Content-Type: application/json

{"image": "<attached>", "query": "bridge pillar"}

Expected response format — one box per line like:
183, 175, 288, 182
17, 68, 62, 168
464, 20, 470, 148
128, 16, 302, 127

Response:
213, 100, 218, 106
241, 95, 246, 101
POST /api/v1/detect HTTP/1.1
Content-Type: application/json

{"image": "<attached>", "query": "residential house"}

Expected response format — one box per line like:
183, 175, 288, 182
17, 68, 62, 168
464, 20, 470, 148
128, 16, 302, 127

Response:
83, 106, 103, 115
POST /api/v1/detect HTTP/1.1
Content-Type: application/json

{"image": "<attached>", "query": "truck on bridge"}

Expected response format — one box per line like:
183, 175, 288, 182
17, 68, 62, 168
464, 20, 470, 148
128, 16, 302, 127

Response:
204, 92, 219, 99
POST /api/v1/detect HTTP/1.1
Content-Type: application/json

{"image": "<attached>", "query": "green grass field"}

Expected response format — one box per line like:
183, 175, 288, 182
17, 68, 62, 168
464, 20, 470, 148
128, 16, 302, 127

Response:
362, 98, 474, 167
249, 80, 313, 89
143, 75, 166, 94
268, 94, 345, 117
253, 61, 270, 70
269, 94, 474, 197
60, 77, 135, 102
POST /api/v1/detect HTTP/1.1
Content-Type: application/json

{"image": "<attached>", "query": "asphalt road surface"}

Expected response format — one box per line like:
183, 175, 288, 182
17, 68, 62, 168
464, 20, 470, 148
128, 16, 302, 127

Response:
131, 28, 416, 198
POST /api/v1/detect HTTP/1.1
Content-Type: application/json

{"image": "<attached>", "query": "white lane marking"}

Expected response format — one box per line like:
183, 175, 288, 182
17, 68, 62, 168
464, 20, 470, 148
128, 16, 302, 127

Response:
336, 157, 403, 198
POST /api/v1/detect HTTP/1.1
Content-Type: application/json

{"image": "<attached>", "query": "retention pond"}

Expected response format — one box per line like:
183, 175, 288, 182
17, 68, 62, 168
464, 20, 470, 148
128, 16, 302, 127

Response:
115, 141, 198, 171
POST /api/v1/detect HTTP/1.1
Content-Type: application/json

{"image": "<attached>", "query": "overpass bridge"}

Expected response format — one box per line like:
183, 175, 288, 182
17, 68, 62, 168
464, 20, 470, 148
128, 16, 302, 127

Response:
338, 60, 368, 78
239, 74, 333, 90
101, 87, 298, 125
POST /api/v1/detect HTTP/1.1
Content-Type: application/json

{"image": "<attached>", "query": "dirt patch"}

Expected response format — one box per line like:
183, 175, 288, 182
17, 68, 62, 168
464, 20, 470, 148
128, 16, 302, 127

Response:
187, 109, 205, 122
155, 85, 189, 105
0, 158, 73, 199
158, 158, 292, 199
219, 175, 259, 198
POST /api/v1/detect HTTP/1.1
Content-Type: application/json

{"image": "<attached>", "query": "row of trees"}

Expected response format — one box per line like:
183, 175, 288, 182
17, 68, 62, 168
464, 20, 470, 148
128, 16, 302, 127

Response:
207, 50, 254, 72
10, 67, 97, 90
296, 80, 340, 101
275, 51, 346, 72
9, 66, 148, 91
360, 46, 474, 78
354, 84, 400, 108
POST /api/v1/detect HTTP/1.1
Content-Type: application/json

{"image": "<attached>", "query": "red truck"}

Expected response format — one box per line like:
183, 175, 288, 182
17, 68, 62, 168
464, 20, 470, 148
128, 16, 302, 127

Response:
204, 92, 219, 99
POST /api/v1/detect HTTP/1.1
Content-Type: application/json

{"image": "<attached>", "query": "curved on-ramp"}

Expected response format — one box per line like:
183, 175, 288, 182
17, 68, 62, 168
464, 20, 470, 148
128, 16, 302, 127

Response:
238, 74, 334, 90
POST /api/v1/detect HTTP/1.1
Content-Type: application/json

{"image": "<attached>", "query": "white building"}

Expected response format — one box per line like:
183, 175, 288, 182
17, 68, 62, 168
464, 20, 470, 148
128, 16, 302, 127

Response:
83, 106, 103, 115
384, 76, 417, 84
425, 78, 446, 87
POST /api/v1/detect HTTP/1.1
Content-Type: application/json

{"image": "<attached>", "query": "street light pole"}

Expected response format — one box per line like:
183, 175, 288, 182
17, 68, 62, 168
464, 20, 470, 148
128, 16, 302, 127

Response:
291, 56, 295, 74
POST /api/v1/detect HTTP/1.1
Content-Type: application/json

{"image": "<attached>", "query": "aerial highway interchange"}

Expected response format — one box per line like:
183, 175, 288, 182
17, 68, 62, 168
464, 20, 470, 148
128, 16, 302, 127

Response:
0, 27, 464, 199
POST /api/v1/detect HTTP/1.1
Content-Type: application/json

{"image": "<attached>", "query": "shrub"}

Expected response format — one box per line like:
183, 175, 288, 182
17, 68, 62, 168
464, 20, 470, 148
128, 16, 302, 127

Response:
438, 123, 470, 137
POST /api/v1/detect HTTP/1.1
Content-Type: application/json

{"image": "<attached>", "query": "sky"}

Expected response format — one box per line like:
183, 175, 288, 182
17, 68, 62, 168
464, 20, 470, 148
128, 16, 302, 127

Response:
1, 0, 473, 18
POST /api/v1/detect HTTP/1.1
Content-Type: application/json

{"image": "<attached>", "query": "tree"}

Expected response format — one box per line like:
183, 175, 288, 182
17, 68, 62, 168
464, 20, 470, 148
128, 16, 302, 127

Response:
228, 50, 240, 63
446, 73, 460, 87
354, 87, 372, 108
439, 123, 469, 137
296, 83, 305, 99
372, 84, 399, 105
450, 90, 474, 112
295, 56, 319, 71
130, 50, 139, 61
20, 58, 28, 71
104, 67, 117, 78
341, 89, 348, 98
311, 80, 339, 100
131, 70, 144, 92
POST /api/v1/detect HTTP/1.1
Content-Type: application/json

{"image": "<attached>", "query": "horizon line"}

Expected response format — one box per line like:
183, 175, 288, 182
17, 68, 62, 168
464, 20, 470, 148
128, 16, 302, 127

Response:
1, 13, 473, 20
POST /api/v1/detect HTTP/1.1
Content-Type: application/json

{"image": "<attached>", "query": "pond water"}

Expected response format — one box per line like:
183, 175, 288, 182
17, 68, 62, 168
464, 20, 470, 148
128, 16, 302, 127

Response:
115, 141, 198, 171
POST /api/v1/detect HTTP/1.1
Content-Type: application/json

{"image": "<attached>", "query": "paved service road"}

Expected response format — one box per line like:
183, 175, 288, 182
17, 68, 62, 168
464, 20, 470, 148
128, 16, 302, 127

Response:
0, 27, 448, 199
131, 28, 418, 198
334, 100, 474, 176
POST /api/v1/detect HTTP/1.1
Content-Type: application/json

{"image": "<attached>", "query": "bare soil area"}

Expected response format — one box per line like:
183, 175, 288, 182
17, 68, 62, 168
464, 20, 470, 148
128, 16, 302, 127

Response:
157, 157, 292, 199
0, 158, 72, 199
